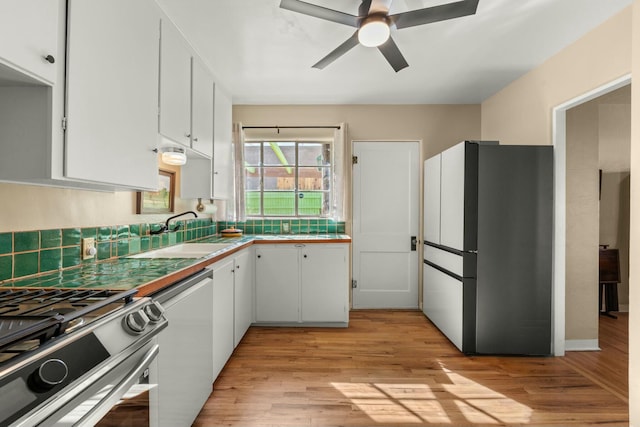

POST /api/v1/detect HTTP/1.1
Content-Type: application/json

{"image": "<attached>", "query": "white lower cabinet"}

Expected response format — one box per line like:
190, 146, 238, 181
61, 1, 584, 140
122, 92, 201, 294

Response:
255, 245, 299, 322
301, 244, 349, 323
212, 258, 235, 380
233, 248, 254, 347
255, 243, 349, 325
155, 273, 213, 427
212, 248, 254, 381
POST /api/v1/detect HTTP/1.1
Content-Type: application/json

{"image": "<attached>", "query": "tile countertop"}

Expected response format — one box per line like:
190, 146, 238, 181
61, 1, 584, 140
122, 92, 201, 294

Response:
1, 234, 351, 297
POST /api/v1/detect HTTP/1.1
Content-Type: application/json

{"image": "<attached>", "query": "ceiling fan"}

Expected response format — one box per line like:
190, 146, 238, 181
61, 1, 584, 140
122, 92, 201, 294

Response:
280, 0, 480, 72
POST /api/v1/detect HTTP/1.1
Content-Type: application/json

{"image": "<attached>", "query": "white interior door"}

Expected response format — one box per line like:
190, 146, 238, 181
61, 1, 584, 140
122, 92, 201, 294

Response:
352, 141, 420, 308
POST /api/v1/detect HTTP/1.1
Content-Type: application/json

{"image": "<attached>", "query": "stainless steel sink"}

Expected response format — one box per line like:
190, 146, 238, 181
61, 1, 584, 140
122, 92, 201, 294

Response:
128, 243, 230, 259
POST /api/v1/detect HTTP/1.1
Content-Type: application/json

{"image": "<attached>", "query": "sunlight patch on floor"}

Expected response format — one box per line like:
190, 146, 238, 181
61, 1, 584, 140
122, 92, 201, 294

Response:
331, 367, 533, 425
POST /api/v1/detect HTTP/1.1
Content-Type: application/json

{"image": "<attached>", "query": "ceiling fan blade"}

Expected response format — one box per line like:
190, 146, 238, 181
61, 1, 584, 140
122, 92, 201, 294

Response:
312, 31, 360, 69
369, 0, 394, 14
358, 0, 373, 17
391, 0, 479, 30
280, 0, 359, 27
377, 36, 409, 72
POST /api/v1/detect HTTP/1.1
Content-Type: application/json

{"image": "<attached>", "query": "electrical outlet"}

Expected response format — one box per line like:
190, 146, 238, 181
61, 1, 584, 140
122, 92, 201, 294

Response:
82, 237, 96, 260
282, 221, 290, 233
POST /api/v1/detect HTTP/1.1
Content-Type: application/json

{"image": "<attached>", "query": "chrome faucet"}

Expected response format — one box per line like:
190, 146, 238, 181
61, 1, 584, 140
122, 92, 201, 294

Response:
150, 211, 198, 234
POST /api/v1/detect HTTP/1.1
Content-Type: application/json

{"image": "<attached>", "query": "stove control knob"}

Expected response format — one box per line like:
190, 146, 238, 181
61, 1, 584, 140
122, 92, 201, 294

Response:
124, 310, 150, 334
29, 359, 68, 392
143, 301, 165, 323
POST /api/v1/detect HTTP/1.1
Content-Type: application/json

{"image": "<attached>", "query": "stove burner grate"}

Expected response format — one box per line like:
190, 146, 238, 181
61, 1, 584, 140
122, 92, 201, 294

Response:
0, 288, 137, 354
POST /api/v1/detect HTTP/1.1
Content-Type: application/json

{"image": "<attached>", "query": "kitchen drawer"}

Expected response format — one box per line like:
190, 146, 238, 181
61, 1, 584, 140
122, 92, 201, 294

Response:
423, 263, 463, 351
424, 245, 463, 276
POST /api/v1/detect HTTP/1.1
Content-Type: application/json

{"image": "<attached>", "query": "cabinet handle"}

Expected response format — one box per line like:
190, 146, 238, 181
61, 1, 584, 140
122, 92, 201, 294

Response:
236, 265, 240, 269
185, 133, 191, 138
257, 255, 261, 258
303, 254, 307, 258
44, 55, 55, 64
193, 137, 199, 142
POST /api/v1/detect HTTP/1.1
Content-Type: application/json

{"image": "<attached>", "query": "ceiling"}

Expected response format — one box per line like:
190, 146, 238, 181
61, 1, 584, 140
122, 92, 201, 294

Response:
156, 0, 632, 105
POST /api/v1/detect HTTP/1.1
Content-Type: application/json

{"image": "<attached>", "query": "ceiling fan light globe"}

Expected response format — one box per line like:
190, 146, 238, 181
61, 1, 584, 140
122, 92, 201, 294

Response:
358, 19, 390, 47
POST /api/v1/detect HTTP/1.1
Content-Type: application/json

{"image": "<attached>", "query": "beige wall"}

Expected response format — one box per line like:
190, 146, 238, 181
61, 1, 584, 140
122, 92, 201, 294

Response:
0, 159, 201, 233
233, 105, 481, 160
628, 1, 639, 424
565, 101, 600, 340
600, 172, 630, 308
481, 7, 632, 146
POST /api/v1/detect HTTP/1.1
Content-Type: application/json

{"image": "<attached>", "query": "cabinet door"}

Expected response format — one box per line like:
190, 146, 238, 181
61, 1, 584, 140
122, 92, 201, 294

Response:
65, 0, 159, 189
440, 141, 466, 251
0, 0, 59, 85
255, 245, 299, 322
300, 244, 348, 323
191, 58, 214, 157
423, 263, 463, 351
233, 249, 254, 347
180, 157, 212, 199
212, 258, 235, 380
159, 18, 191, 147
424, 155, 441, 245
213, 84, 233, 199
157, 277, 213, 427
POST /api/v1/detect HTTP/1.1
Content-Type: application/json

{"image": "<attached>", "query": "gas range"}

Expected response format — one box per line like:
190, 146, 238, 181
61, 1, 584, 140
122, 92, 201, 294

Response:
0, 288, 167, 427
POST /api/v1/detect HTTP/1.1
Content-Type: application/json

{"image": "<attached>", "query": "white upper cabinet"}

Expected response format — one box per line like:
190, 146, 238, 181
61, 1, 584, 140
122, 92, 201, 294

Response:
191, 58, 214, 158
213, 84, 233, 199
65, 0, 160, 190
159, 18, 192, 148
0, 0, 59, 85
159, 19, 214, 158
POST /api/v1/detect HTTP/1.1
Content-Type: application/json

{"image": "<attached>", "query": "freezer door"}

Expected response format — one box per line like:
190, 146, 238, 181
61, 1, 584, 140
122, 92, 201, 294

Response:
475, 145, 553, 355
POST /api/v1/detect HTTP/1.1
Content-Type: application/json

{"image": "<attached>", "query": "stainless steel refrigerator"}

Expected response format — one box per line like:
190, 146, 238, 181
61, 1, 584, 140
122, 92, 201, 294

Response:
423, 141, 553, 355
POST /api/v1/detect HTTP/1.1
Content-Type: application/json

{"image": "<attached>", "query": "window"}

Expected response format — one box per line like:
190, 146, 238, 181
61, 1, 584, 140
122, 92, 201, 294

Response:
244, 141, 332, 217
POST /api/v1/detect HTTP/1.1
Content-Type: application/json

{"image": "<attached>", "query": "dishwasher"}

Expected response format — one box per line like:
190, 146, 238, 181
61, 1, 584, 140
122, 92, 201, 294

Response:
150, 268, 214, 427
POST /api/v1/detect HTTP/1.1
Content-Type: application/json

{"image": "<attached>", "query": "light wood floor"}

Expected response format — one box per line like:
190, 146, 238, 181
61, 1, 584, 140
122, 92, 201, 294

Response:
193, 311, 629, 427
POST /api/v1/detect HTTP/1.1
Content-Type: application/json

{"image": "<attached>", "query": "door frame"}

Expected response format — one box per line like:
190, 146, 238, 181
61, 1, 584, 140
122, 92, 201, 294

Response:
350, 139, 423, 309
552, 73, 631, 355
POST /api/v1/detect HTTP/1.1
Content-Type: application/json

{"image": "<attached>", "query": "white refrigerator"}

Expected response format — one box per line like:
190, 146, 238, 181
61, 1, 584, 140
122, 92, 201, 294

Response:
423, 141, 553, 355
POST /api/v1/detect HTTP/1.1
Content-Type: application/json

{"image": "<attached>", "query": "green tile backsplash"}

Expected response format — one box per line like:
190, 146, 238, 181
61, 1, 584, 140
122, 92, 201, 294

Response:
14, 231, 39, 252
0, 217, 217, 283
0, 233, 12, 254
218, 219, 345, 235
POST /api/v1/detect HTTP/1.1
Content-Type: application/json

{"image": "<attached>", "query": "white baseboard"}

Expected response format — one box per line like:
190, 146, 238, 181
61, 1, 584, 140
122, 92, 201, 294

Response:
565, 339, 600, 351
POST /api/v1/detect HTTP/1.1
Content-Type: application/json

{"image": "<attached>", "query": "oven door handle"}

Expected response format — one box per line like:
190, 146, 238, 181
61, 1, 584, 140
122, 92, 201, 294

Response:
72, 343, 159, 427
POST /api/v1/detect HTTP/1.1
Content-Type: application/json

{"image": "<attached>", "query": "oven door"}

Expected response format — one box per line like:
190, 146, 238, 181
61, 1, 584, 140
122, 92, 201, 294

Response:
35, 339, 159, 427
